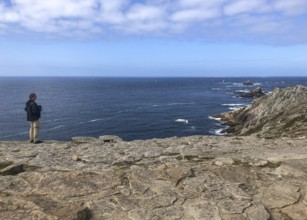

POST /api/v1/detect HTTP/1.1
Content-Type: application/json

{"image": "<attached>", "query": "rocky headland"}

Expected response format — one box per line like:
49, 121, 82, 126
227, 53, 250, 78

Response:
238, 87, 266, 98
0, 86, 307, 220
216, 85, 307, 138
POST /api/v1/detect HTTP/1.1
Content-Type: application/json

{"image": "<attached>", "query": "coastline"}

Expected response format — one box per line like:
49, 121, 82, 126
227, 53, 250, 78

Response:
1, 85, 307, 219
2, 77, 307, 141
213, 85, 307, 139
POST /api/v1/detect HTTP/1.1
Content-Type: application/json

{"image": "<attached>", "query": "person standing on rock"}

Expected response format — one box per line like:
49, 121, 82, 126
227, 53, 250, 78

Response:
25, 93, 42, 144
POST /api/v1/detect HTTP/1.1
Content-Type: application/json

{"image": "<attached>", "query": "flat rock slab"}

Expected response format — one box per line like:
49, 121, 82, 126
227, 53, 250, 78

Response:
0, 135, 307, 219
258, 181, 301, 209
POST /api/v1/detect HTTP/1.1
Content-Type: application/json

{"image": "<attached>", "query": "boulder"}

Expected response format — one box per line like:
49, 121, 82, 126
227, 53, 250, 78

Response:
99, 135, 123, 143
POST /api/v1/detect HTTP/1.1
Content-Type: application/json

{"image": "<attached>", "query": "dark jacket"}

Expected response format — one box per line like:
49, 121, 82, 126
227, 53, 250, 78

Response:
25, 100, 41, 121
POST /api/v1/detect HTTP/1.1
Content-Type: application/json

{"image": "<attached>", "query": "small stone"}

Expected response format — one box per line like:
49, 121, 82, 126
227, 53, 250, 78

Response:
252, 160, 268, 167
71, 154, 80, 161
214, 158, 234, 166
214, 161, 224, 166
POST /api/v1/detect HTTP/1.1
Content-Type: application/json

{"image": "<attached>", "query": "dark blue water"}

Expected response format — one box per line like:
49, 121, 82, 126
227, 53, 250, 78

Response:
1, 77, 307, 141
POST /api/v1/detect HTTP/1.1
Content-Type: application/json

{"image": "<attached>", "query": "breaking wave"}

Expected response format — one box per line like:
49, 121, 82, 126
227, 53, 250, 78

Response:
175, 119, 189, 124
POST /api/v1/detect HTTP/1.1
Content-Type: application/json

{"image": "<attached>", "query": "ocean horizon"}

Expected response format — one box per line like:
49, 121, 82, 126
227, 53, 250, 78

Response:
1, 76, 307, 141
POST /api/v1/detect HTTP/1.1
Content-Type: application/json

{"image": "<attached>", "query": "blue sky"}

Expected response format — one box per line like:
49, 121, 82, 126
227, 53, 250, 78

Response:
1, 0, 307, 77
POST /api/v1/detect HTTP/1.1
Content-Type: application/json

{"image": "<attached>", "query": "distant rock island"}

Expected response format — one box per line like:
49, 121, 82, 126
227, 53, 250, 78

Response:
0, 86, 307, 220
242, 80, 253, 86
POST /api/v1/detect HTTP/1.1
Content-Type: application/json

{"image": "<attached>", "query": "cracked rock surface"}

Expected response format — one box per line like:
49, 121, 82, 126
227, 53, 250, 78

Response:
1, 135, 307, 219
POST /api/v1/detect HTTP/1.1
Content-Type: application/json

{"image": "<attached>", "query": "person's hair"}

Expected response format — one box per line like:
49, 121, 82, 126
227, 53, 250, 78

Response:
29, 93, 36, 99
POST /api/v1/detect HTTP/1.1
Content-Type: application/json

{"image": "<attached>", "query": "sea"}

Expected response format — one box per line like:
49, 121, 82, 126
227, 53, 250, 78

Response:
1, 77, 307, 141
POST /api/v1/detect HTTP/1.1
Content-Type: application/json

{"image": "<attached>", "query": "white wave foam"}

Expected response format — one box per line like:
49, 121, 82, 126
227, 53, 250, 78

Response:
229, 107, 243, 111
175, 119, 189, 124
222, 104, 247, 111
222, 103, 246, 106
89, 119, 102, 123
210, 128, 226, 136
235, 89, 250, 93
208, 116, 222, 121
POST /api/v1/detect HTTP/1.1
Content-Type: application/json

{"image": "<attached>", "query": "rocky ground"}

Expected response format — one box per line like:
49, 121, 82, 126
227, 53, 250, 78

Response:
216, 85, 307, 138
1, 135, 307, 220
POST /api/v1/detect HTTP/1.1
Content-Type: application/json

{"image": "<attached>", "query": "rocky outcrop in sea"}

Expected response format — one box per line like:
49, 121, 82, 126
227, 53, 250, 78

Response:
216, 85, 307, 138
1, 85, 307, 220
238, 87, 265, 98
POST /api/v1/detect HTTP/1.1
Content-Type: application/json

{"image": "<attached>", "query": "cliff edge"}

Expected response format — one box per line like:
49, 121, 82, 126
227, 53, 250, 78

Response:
216, 85, 307, 138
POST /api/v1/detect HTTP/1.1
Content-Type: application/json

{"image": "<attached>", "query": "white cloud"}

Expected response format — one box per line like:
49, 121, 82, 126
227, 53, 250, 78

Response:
231, 14, 286, 33
0, 11, 19, 22
172, 0, 225, 22
273, 0, 307, 15
224, 0, 272, 16
99, 0, 128, 12
0, 0, 306, 44
117, 20, 168, 34
126, 4, 164, 21
177, 0, 226, 8
171, 8, 220, 22
13, 0, 95, 18
0, 2, 19, 22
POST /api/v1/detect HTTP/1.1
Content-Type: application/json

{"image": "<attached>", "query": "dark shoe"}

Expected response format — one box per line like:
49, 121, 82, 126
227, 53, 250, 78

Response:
34, 140, 43, 144
29, 140, 34, 143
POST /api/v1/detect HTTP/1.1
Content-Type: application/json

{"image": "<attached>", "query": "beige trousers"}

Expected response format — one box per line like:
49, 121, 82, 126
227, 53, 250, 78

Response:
29, 120, 40, 142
